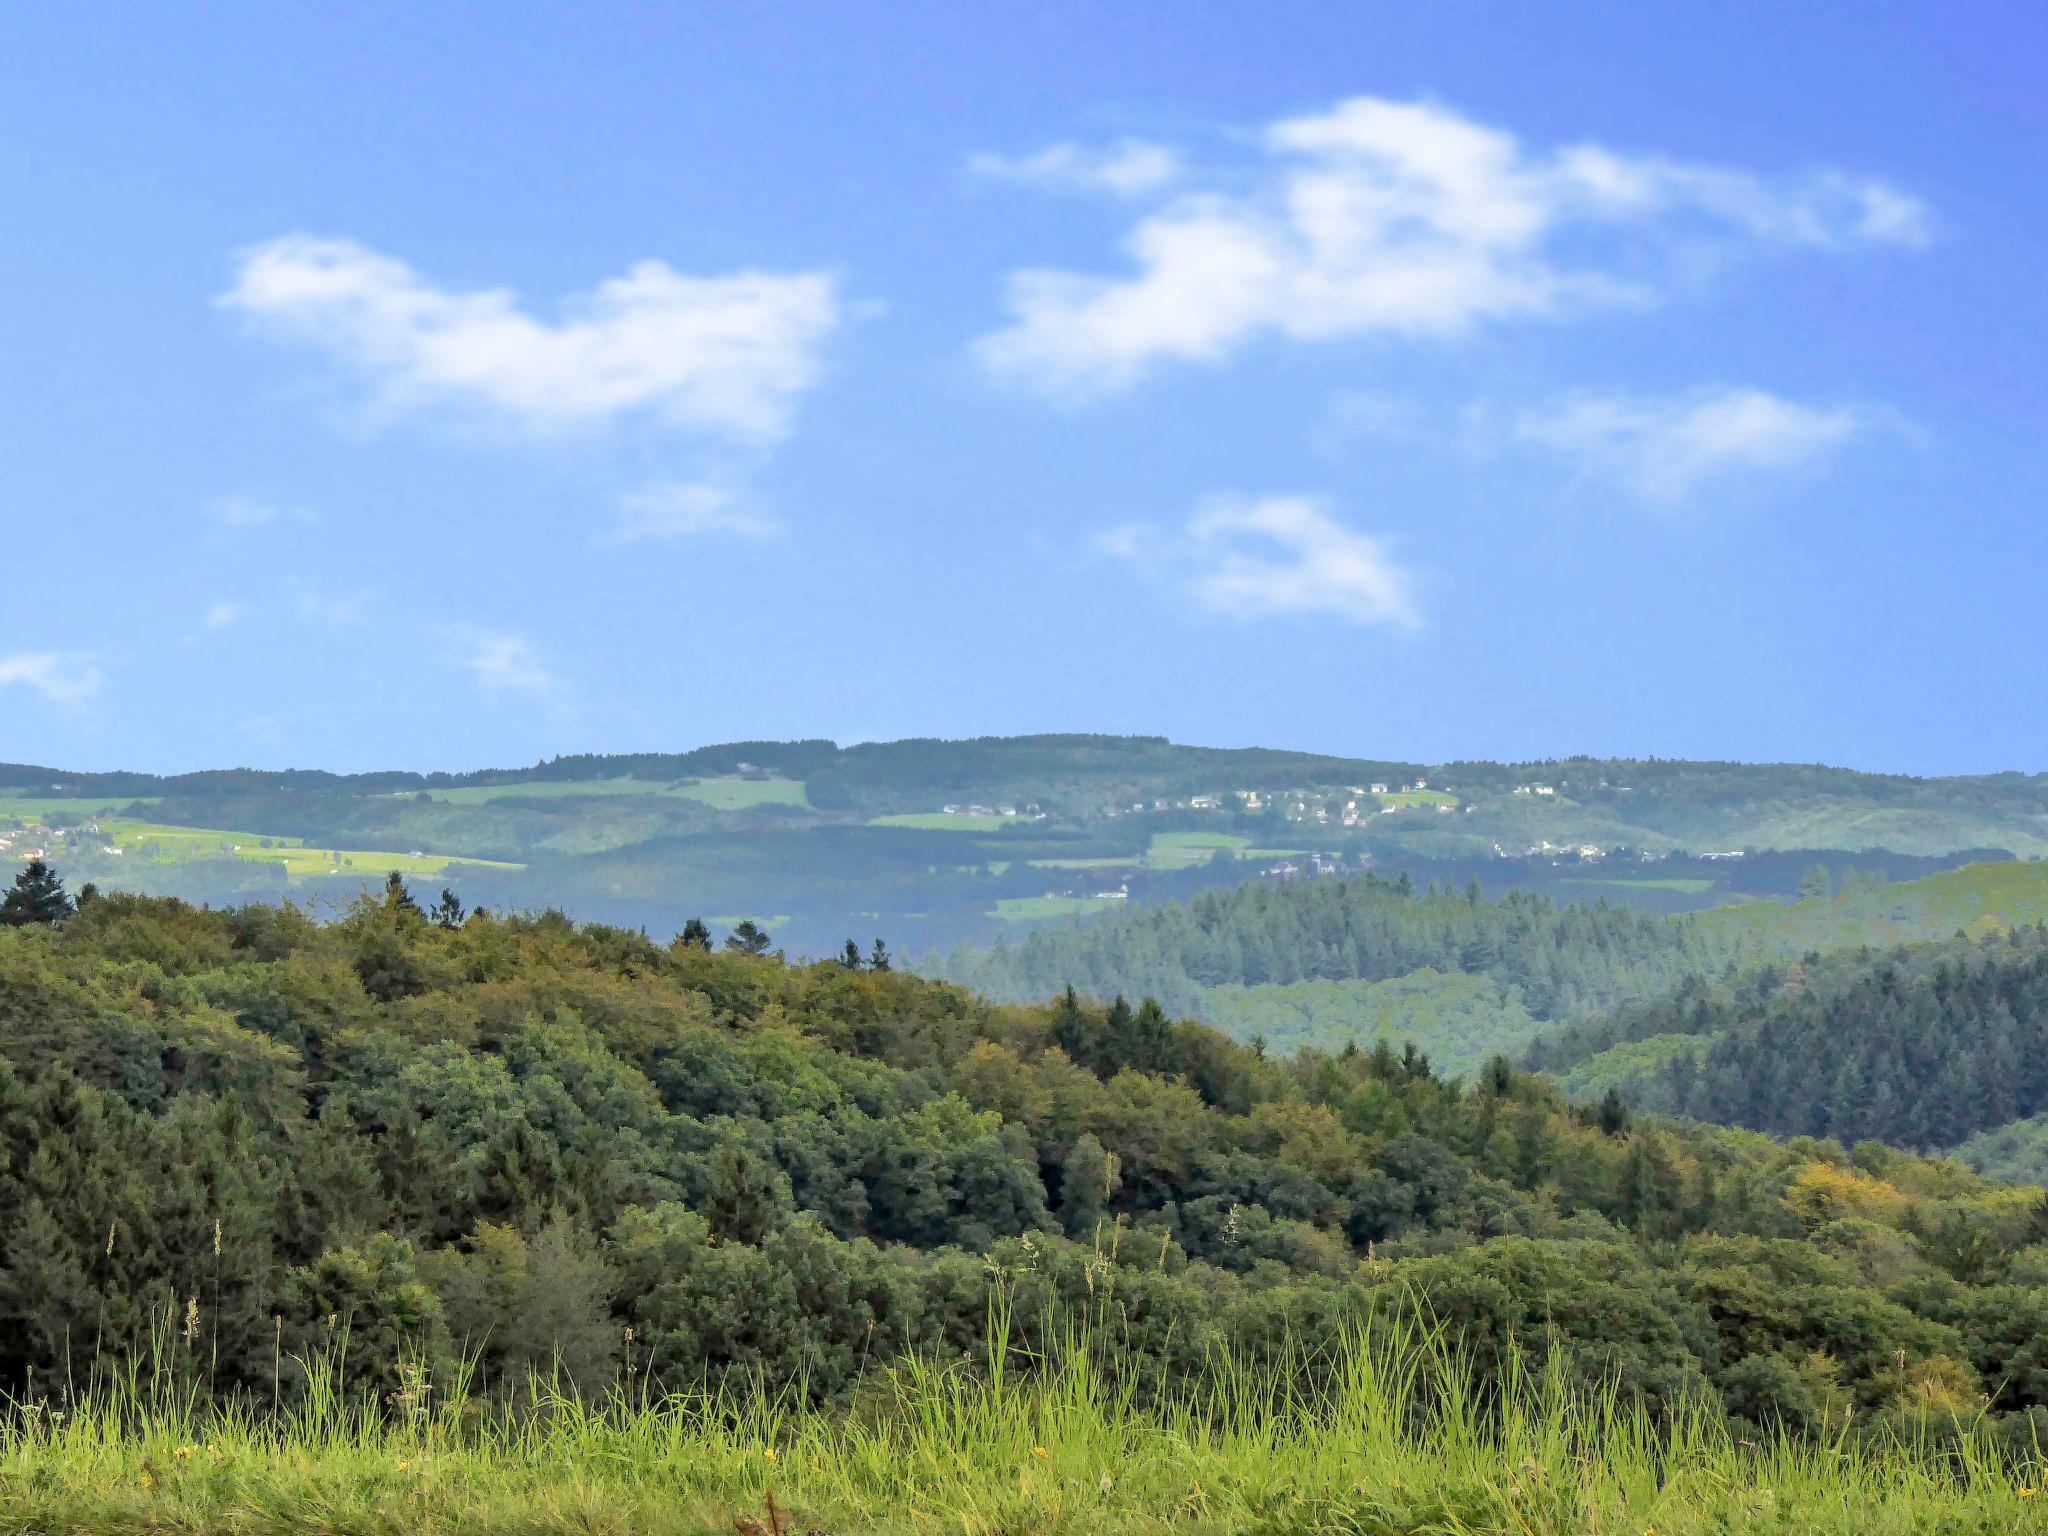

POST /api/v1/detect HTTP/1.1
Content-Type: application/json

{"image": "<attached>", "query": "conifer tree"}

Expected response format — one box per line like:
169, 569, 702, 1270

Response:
0, 860, 72, 927
725, 920, 773, 956
678, 918, 712, 951
429, 888, 466, 930
867, 937, 891, 973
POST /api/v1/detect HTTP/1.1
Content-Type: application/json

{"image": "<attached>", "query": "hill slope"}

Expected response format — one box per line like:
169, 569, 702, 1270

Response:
5, 880, 2046, 1446
6, 735, 2046, 956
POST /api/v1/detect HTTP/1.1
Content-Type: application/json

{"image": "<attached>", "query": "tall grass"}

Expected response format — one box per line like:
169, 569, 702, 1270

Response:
0, 1306, 2038, 1535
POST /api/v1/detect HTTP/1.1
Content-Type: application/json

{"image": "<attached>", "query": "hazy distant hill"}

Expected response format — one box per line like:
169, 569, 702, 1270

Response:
5, 735, 2045, 955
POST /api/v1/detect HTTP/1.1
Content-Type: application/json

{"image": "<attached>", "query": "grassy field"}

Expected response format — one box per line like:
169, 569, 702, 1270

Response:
410, 776, 808, 811
670, 776, 810, 811
0, 794, 160, 820
870, 812, 1030, 831
1143, 830, 1249, 868
1380, 789, 1459, 808
995, 895, 1119, 920
98, 819, 523, 877
1, 1322, 2035, 1536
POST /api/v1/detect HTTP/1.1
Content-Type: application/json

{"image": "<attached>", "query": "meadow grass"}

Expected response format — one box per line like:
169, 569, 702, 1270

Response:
2, 1313, 2038, 1536
869, 812, 1031, 830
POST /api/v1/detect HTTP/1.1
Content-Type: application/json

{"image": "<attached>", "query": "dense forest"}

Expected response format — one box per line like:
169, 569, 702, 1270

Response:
2, 863, 2047, 1450
925, 872, 1773, 1025
1532, 927, 2048, 1152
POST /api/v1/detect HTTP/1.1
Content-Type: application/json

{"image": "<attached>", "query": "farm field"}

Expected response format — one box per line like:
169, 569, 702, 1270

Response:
98, 819, 523, 877
0, 794, 160, 819
995, 894, 1118, 920
1379, 789, 1459, 807
409, 775, 807, 810
870, 811, 1030, 830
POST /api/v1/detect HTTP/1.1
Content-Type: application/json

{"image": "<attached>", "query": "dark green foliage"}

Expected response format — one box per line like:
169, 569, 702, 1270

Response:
0, 887, 2041, 1444
2, 860, 72, 927
928, 870, 1767, 1025
1539, 926, 2048, 1150
724, 920, 773, 956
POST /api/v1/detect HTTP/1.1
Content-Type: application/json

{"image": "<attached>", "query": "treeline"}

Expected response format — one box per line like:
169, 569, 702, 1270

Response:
924, 872, 1770, 1024
1531, 926, 2048, 1151
2, 866, 2047, 1447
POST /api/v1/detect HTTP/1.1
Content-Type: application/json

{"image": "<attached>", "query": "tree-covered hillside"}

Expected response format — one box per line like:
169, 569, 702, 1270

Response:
1532, 926, 2048, 1153
6, 736, 2048, 959
3, 868, 2047, 1447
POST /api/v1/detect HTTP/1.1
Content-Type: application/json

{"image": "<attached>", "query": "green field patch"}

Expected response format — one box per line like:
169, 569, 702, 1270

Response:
0, 795, 162, 820
1143, 830, 1250, 869
1029, 856, 1136, 870
98, 819, 522, 877
1379, 789, 1459, 807
406, 777, 673, 804
871, 812, 1029, 831
994, 894, 1121, 921
668, 775, 809, 810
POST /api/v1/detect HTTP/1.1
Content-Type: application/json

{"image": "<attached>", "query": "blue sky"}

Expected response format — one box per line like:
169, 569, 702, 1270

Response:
4, 2, 2043, 776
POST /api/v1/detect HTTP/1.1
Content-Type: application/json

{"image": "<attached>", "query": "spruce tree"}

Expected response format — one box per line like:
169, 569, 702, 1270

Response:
867, 937, 891, 973
1, 860, 73, 927
839, 939, 863, 970
725, 920, 773, 956
429, 888, 466, 930
679, 918, 712, 951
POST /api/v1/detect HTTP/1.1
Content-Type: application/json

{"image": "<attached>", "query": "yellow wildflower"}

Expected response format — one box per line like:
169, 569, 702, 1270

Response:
763, 1447, 777, 1462
1032, 1447, 1051, 1461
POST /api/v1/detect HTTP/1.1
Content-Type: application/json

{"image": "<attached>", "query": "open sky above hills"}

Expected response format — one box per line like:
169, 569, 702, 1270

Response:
5, 3, 2044, 775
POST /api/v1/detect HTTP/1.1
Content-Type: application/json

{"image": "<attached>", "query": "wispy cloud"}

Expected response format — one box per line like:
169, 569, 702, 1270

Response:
1103, 495, 1419, 628
215, 496, 318, 528
203, 602, 241, 630
461, 631, 560, 695
222, 236, 842, 441
969, 138, 1181, 197
294, 589, 375, 628
1512, 387, 1873, 503
980, 96, 1928, 396
0, 652, 103, 706
609, 481, 778, 543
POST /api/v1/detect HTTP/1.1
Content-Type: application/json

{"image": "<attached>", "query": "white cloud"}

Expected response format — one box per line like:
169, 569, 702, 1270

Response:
610, 481, 778, 542
1513, 387, 1869, 503
462, 631, 560, 695
980, 96, 1928, 395
969, 138, 1182, 197
203, 602, 241, 630
1103, 495, 1418, 628
223, 236, 842, 440
0, 652, 103, 706
214, 496, 318, 528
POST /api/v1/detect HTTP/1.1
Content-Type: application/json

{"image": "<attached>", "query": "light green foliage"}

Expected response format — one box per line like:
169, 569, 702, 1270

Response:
0, 1321, 2035, 1535
1956, 1113, 2048, 1187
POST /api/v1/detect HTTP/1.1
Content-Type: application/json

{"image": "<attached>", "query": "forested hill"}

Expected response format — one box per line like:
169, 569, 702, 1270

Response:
923, 872, 1764, 1022
3, 877, 2048, 1447
8, 734, 2048, 958
1532, 926, 2048, 1154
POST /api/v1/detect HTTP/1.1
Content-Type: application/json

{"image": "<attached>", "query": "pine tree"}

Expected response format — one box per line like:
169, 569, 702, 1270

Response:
839, 939, 863, 970
1050, 985, 1092, 1064
429, 888, 466, 930
383, 871, 422, 917
1, 860, 73, 927
867, 937, 891, 973
725, 920, 773, 956
678, 918, 712, 951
